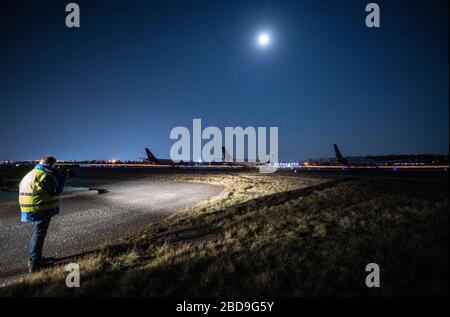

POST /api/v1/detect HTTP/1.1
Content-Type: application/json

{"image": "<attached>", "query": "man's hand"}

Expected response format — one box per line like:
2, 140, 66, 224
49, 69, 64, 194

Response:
57, 167, 68, 180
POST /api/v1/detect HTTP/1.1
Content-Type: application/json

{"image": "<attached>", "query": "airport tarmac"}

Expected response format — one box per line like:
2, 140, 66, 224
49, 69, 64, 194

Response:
0, 178, 222, 284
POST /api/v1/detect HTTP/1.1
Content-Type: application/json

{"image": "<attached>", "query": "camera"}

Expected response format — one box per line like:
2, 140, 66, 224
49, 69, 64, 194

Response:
56, 166, 76, 178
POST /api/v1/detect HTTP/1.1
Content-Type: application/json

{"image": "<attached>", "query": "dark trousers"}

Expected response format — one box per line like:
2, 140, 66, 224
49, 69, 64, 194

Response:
29, 217, 51, 265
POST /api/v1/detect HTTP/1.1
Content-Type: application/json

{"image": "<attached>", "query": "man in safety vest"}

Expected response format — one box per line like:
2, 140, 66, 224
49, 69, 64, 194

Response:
18, 156, 66, 272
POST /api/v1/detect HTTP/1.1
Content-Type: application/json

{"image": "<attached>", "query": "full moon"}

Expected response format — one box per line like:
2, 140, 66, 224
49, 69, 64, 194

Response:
257, 33, 271, 47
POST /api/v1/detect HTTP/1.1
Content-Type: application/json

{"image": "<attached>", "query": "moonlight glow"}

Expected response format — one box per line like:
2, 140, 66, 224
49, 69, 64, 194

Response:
257, 33, 271, 47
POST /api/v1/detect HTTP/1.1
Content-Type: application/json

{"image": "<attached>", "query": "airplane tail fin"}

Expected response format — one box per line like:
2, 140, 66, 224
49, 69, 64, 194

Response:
145, 148, 159, 164
222, 146, 232, 162
334, 144, 349, 165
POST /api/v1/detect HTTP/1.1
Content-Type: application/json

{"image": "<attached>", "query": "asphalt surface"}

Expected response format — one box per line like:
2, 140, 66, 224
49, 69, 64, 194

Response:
0, 179, 222, 284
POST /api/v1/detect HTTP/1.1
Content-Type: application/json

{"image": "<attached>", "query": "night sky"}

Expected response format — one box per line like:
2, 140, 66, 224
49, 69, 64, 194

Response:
1, 0, 448, 161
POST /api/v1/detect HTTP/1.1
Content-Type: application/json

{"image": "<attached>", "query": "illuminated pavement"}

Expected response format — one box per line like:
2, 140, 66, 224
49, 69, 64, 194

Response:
0, 179, 222, 284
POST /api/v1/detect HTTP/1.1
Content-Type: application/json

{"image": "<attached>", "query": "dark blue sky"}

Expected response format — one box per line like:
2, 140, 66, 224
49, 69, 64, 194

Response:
1, 0, 448, 161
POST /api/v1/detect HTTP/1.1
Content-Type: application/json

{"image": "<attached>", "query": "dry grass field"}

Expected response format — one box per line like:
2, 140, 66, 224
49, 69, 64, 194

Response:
0, 171, 448, 296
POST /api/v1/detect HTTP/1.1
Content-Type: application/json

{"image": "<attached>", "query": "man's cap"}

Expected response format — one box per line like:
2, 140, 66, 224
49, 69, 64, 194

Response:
39, 156, 57, 166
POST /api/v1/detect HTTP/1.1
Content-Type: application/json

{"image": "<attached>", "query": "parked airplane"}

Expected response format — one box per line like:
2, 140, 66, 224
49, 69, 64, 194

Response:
333, 144, 405, 167
145, 147, 232, 167
333, 144, 349, 165
145, 147, 262, 167
334, 144, 384, 167
145, 148, 194, 166
221, 146, 266, 167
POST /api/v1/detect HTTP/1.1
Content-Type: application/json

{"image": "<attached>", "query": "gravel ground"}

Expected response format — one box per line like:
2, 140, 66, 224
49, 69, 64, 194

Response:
0, 178, 222, 284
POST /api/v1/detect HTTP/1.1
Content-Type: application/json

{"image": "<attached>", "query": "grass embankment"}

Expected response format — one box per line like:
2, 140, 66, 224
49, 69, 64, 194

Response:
1, 172, 448, 296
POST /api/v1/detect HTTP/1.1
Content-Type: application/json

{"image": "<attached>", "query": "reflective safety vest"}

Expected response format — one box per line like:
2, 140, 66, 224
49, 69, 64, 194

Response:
19, 169, 60, 213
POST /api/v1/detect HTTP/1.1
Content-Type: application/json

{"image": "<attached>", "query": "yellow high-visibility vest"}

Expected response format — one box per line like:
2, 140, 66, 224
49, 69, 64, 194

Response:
19, 169, 60, 213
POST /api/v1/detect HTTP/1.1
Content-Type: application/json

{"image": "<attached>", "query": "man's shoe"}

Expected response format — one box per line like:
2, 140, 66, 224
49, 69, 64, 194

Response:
27, 257, 55, 272
27, 261, 41, 273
